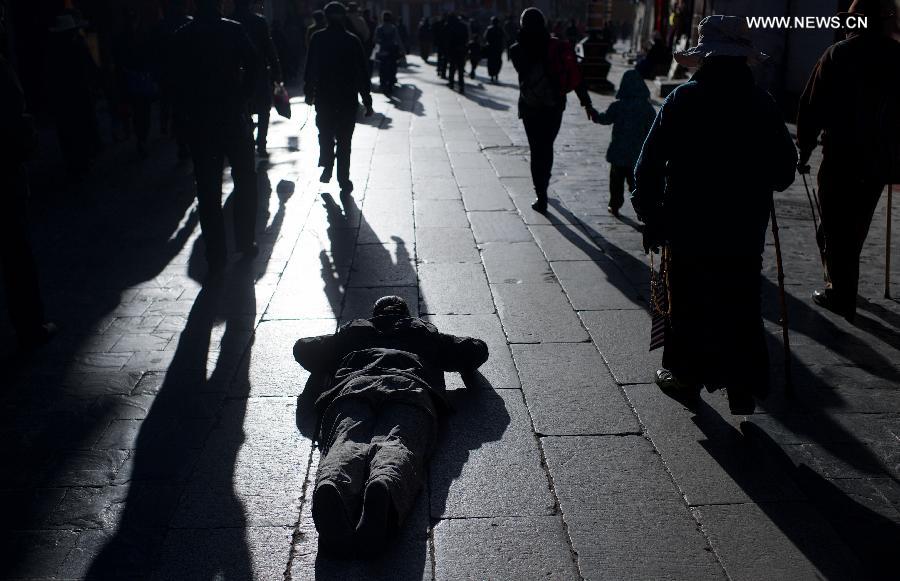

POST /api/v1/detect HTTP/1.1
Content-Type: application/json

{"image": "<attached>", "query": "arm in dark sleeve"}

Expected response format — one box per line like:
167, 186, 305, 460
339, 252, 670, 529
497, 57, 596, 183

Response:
238, 27, 260, 102
354, 36, 373, 109
303, 34, 319, 98
632, 98, 669, 224
433, 333, 489, 373
293, 334, 340, 374
796, 51, 828, 164
594, 101, 618, 125
262, 21, 283, 83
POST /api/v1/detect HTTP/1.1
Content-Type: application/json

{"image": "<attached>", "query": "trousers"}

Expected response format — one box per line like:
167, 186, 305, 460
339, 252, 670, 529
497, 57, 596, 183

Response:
817, 159, 886, 314
315, 396, 434, 530
189, 129, 258, 268
522, 107, 564, 197
316, 106, 356, 188
609, 164, 635, 211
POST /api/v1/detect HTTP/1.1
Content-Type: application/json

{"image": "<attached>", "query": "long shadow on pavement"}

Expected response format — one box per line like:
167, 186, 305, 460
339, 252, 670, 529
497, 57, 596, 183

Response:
86, 164, 288, 578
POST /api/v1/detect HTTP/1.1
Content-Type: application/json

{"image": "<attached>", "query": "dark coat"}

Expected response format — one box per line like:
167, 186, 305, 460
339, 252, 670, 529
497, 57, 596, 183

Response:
633, 60, 797, 257
171, 15, 259, 140
595, 69, 656, 168
293, 314, 488, 420
797, 33, 900, 183
232, 8, 283, 110
304, 24, 373, 113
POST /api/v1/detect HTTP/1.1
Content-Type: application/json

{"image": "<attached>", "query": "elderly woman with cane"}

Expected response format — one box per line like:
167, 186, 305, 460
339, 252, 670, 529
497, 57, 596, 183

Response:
633, 16, 797, 414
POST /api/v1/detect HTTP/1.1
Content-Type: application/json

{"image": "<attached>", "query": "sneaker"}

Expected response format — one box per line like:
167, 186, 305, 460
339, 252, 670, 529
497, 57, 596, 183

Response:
531, 198, 547, 213
320, 166, 333, 183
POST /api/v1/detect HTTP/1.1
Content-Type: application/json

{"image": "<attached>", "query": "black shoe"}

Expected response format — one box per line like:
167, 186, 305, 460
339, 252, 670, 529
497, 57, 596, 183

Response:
356, 479, 393, 558
531, 197, 547, 213
18, 322, 59, 352
320, 166, 333, 183
726, 387, 756, 415
812, 289, 855, 322
256, 147, 269, 158
313, 481, 354, 547
655, 368, 701, 409
339, 180, 354, 195
608, 205, 620, 218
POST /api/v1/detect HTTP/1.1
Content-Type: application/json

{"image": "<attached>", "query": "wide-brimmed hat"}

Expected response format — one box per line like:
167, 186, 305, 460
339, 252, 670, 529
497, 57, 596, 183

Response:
49, 12, 88, 32
673, 15, 767, 67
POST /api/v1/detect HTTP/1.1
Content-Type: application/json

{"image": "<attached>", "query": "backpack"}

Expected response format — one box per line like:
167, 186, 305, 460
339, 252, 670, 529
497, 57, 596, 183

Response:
547, 38, 582, 94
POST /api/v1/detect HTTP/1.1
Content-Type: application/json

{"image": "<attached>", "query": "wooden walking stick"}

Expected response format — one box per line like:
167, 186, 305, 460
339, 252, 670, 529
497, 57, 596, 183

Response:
770, 198, 792, 395
886, 184, 893, 299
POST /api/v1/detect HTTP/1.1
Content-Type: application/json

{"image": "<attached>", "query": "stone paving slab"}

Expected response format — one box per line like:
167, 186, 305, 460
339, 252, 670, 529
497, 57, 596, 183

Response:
492, 282, 590, 344
415, 226, 480, 263
480, 241, 555, 284
430, 388, 554, 518
468, 211, 533, 243
460, 184, 515, 212
512, 343, 639, 436
695, 502, 861, 580
579, 310, 660, 385
551, 259, 645, 311
418, 262, 495, 315
433, 516, 578, 580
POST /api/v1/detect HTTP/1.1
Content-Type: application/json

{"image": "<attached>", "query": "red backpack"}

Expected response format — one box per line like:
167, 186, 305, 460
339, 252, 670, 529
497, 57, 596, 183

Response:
547, 37, 582, 95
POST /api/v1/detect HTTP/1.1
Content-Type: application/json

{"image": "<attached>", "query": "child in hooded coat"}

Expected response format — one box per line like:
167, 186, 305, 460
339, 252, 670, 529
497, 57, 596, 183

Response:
593, 69, 657, 216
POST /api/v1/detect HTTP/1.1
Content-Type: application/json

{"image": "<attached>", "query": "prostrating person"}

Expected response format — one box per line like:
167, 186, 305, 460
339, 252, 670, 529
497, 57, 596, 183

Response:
293, 296, 488, 556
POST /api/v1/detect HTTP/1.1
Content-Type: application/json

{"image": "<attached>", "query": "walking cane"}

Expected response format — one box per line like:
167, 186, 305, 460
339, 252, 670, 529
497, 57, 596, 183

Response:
770, 198, 793, 395
887, 184, 894, 299
801, 172, 827, 280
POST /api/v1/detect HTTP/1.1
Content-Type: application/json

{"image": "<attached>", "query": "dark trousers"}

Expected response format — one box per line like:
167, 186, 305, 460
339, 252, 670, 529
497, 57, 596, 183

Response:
609, 164, 635, 211
522, 107, 564, 197
817, 160, 885, 314
189, 132, 258, 268
2, 170, 45, 339
662, 252, 769, 399
436, 49, 446, 77
447, 55, 466, 90
315, 396, 434, 531
316, 107, 356, 187
254, 108, 270, 151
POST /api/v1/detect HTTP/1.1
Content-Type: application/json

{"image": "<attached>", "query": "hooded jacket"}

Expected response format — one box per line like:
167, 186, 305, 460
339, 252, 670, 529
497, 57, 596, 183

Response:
595, 69, 657, 168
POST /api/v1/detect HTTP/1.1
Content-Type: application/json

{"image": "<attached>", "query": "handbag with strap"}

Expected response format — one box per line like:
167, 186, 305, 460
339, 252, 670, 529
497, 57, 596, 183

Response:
273, 83, 291, 119
648, 247, 671, 351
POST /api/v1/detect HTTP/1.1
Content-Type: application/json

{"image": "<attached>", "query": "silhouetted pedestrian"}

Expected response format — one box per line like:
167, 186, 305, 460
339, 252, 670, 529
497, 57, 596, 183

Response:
171, 0, 260, 276
115, 4, 158, 159
154, 0, 192, 161
467, 35, 481, 79
374, 11, 402, 95
433, 14, 447, 78
510, 7, 597, 212
305, 1, 374, 193
633, 16, 797, 414
593, 69, 656, 216
1, 34, 57, 350
503, 15, 518, 58
444, 13, 468, 93
293, 296, 488, 557
45, 11, 99, 178
306, 10, 326, 49
233, 0, 283, 158
484, 16, 505, 82
418, 16, 433, 62
796, 0, 900, 322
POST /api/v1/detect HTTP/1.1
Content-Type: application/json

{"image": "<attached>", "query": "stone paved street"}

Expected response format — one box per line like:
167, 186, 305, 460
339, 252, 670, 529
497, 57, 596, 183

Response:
2, 53, 899, 580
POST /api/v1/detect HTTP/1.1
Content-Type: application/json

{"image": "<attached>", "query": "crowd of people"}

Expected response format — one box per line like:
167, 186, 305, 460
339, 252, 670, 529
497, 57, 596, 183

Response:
1, 0, 898, 561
